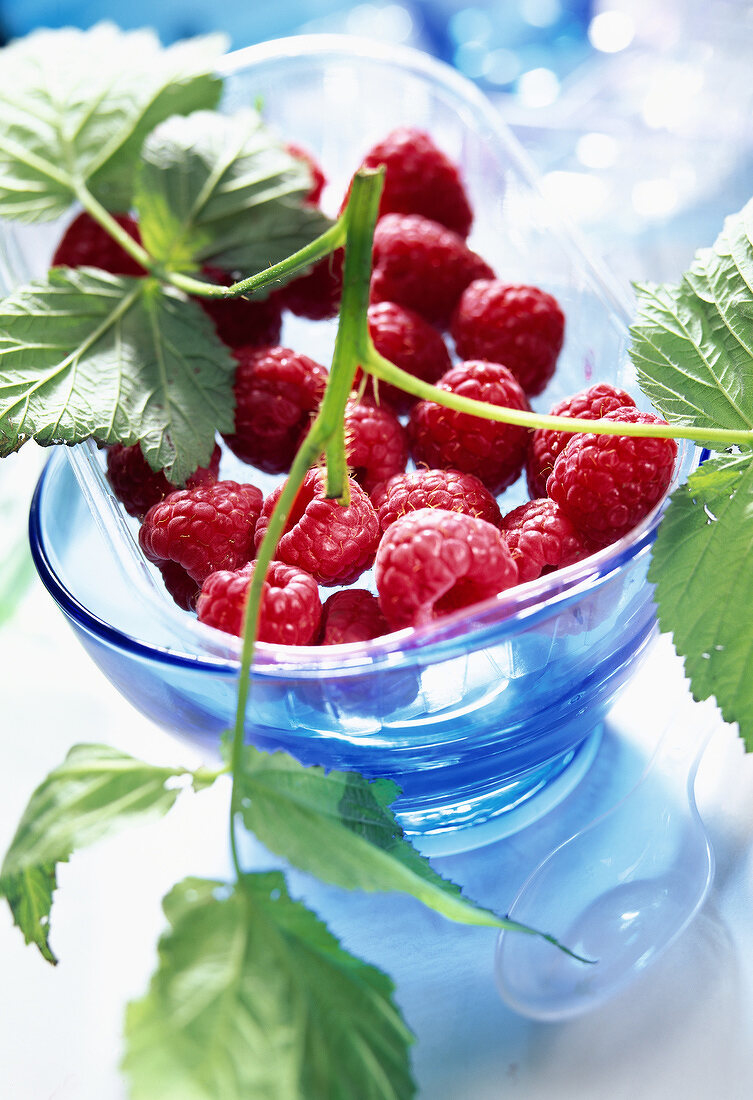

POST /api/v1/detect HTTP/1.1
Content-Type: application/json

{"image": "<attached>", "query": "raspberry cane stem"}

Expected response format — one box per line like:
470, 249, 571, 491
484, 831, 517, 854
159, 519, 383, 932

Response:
170, 219, 348, 300
74, 184, 154, 272
362, 349, 753, 449
227, 168, 385, 881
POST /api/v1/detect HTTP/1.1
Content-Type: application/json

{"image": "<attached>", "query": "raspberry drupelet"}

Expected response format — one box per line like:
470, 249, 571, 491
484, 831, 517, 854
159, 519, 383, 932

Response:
371, 468, 502, 535
547, 408, 677, 547
346, 126, 473, 238
370, 213, 494, 329
319, 589, 389, 645
358, 301, 453, 415
500, 498, 592, 583
197, 560, 321, 644
408, 360, 530, 495
139, 480, 263, 585
375, 508, 518, 630
222, 345, 328, 475
279, 249, 344, 321
451, 281, 565, 397
342, 397, 408, 495
106, 442, 221, 519
255, 469, 380, 587
196, 265, 283, 350
52, 211, 146, 276
526, 382, 636, 499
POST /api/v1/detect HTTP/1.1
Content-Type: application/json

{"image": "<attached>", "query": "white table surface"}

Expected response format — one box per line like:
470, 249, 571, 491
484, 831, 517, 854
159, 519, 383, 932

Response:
3, 449, 753, 1100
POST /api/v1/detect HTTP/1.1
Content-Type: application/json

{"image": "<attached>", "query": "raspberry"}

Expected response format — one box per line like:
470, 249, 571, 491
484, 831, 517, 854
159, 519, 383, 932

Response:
319, 589, 388, 645
255, 468, 380, 586
547, 408, 677, 547
375, 508, 518, 629
197, 265, 283, 349
52, 211, 145, 276
345, 127, 473, 238
285, 142, 326, 206
159, 561, 201, 612
279, 248, 343, 321
106, 442, 221, 519
451, 281, 565, 397
343, 397, 408, 495
371, 468, 502, 534
222, 346, 327, 474
526, 383, 637, 498
500, 498, 592, 583
139, 480, 263, 584
370, 214, 494, 329
197, 560, 321, 644
356, 301, 453, 414
408, 360, 530, 494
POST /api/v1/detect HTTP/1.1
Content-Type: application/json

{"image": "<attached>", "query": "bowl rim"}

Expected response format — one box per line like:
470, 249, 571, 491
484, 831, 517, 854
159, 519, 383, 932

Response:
30, 441, 687, 677
25, 33, 695, 676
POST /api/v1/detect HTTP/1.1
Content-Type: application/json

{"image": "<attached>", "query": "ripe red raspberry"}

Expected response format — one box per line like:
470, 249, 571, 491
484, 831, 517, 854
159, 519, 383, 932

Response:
345, 127, 473, 238
255, 468, 380, 586
197, 560, 321, 644
451, 281, 565, 397
547, 408, 677, 547
52, 211, 145, 276
139, 480, 263, 584
285, 142, 326, 206
158, 561, 201, 612
197, 265, 283, 349
222, 346, 327, 474
408, 360, 530, 494
371, 468, 502, 534
279, 248, 343, 321
375, 508, 518, 629
371, 214, 494, 329
343, 398, 408, 495
319, 589, 388, 645
526, 383, 636, 498
500, 498, 592, 583
106, 442, 221, 519
356, 301, 453, 414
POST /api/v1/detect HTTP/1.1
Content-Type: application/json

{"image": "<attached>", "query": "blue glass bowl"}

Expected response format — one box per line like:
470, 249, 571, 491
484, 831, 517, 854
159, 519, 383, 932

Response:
22, 36, 694, 855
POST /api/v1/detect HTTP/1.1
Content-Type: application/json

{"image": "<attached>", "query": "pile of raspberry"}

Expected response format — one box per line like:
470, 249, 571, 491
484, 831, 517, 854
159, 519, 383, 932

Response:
55, 127, 677, 645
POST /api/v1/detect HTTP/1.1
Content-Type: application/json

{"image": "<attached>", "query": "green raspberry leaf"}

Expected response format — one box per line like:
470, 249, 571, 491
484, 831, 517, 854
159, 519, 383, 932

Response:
649, 453, 753, 748
123, 874, 415, 1100
0, 25, 226, 221
0, 268, 235, 482
236, 747, 535, 935
135, 109, 332, 274
630, 198, 753, 437
0, 744, 197, 963
0, 863, 58, 964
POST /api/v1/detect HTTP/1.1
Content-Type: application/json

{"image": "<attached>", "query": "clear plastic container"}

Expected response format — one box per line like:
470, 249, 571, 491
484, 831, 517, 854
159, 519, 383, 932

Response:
19, 35, 695, 854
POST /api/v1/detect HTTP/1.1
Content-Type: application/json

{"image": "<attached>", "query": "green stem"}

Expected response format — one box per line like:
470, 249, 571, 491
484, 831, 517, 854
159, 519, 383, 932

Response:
364, 349, 753, 449
169, 219, 348, 300
321, 168, 384, 499
227, 429, 324, 879
226, 167, 386, 880
74, 183, 155, 273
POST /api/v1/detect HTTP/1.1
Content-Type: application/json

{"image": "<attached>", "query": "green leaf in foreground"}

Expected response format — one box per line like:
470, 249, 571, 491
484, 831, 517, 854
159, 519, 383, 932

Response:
0, 744, 198, 962
136, 109, 332, 274
630, 198, 753, 436
236, 747, 534, 935
0, 268, 235, 481
649, 453, 753, 748
123, 874, 415, 1100
0, 25, 225, 222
